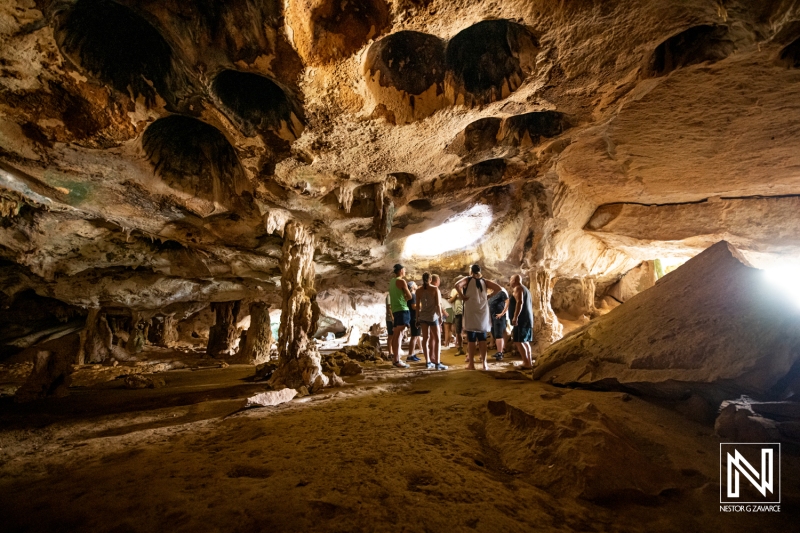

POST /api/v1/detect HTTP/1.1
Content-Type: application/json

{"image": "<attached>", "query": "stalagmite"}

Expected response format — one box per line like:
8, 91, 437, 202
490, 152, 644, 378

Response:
148, 315, 178, 348
207, 301, 242, 357
577, 277, 597, 317
269, 221, 327, 390
235, 302, 273, 365
125, 312, 149, 354
78, 308, 113, 364
531, 269, 563, 349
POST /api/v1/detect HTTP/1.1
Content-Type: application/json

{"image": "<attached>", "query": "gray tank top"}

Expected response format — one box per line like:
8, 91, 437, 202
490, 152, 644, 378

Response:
418, 286, 440, 322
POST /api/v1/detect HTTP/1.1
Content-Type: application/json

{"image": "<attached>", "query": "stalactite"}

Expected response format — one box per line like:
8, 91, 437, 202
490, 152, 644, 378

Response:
336, 182, 357, 213
269, 221, 327, 390
373, 181, 394, 243
207, 301, 242, 357
235, 302, 273, 365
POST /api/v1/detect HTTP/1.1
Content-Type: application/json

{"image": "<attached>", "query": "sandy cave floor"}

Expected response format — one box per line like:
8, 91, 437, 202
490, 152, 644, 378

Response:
0, 347, 798, 533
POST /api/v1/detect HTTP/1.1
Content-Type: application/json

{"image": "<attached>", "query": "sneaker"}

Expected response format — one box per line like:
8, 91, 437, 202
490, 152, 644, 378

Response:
426, 362, 435, 370
436, 363, 449, 370
407, 355, 421, 362
493, 352, 504, 361
393, 361, 409, 369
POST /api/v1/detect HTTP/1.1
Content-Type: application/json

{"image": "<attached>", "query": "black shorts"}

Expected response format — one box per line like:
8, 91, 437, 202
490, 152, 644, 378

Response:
409, 316, 421, 337
386, 320, 394, 336
393, 310, 410, 327
491, 317, 507, 339
512, 326, 533, 343
454, 314, 463, 335
466, 331, 487, 342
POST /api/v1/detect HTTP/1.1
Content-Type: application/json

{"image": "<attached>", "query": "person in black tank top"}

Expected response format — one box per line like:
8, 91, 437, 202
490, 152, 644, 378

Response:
510, 274, 535, 368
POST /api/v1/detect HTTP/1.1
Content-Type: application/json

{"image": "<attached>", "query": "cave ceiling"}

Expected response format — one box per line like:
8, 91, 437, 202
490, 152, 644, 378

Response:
2, 0, 800, 309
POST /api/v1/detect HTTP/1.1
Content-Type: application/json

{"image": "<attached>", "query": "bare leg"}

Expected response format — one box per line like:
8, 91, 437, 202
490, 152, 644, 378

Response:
479, 340, 489, 370
496, 337, 505, 354
421, 325, 430, 364
431, 323, 441, 364
467, 341, 476, 370
392, 326, 407, 363
518, 341, 532, 368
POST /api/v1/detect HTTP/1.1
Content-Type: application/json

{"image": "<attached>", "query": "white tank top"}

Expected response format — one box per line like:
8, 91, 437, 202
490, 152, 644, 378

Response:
463, 277, 490, 333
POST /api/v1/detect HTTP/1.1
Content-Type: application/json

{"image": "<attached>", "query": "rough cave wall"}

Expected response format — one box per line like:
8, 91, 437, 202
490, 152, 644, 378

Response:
2, 0, 800, 351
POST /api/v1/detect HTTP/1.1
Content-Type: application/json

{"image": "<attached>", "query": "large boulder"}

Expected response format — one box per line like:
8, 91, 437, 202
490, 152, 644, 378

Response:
534, 241, 800, 404
14, 333, 80, 403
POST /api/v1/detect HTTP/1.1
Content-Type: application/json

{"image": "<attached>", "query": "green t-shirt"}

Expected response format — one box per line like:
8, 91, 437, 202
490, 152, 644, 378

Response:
389, 277, 409, 313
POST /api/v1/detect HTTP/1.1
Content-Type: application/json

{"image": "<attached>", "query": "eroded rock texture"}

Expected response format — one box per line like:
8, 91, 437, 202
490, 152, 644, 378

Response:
534, 242, 800, 404
1, 0, 800, 360
269, 222, 327, 390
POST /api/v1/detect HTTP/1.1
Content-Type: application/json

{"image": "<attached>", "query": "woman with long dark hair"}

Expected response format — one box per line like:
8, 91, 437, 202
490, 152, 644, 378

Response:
417, 272, 448, 370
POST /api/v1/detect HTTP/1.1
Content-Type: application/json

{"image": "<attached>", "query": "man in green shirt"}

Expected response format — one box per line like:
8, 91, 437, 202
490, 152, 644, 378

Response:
389, 263, 413, 368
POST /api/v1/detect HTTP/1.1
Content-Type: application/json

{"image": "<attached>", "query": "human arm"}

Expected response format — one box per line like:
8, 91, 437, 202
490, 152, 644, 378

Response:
497, 292, 510, 319
484, 279, 503, 294
396, 278, 412, 301
454, 276, 470, 300
512, 286, 523, 326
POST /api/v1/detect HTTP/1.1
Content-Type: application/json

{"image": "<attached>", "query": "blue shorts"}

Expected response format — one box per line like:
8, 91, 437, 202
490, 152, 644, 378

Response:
466, 331, 487, 342
512, 326, 533, 343
386, 321, 394, 335
392, 310, 411, 327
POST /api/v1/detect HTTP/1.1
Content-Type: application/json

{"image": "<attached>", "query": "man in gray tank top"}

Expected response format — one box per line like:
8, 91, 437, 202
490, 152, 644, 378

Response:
510, 274, 535, 369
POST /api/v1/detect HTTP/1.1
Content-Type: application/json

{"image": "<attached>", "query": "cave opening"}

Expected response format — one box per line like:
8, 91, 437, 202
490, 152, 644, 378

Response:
365, 31, 446, 96
445, 19, 538, 105
648, 24, 735, 77
55, 0, 176, 107
212, 70, 304, 139
403, 204, 493, 257
142, 115, 248, 204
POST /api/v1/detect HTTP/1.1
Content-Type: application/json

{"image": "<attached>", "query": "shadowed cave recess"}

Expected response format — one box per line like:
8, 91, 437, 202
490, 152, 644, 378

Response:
1, 1, 800, 531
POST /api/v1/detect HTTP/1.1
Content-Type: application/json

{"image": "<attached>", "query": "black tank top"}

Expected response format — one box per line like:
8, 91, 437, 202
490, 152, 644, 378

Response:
516, 286, 534, 328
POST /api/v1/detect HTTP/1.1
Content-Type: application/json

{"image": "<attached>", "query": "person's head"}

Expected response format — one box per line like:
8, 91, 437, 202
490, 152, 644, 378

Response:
393, 263, 405, 278
422, 272, 430, 289
511, 274, 521, 287
470, 264, 481, 277
407, 280, 417, 292
431, 274, 440, 287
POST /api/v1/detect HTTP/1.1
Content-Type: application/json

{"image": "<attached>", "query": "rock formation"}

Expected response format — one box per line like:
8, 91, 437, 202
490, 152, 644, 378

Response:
533, 241, 800, 404
235, 302, 273, 365
269, 221, 327, 390
207, 301, 242, 358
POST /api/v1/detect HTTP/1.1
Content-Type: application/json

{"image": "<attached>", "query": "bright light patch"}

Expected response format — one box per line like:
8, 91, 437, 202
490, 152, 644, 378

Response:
403, 204, 493, 257
763, 262, 800, 308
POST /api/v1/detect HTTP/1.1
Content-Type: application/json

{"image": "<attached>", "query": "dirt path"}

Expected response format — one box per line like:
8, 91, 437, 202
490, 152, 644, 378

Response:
0, 350, 797, 532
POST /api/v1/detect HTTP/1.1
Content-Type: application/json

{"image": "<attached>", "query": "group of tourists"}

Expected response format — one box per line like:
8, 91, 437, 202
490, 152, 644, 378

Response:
385, 263, 534, 371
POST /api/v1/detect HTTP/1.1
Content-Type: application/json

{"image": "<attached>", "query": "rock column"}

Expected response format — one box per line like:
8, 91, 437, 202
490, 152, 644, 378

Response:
531, 269, 563, 350
207, 301, 242, 357
125, 312, 149, 354
269, 221, 327, 390
577, 277, 597, 317
236, 302, 273, 365
148, 315, 178, 348
78, 308, 113, 364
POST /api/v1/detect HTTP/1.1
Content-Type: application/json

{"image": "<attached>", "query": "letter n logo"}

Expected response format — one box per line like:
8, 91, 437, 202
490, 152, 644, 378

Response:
720, 443, 780, 504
